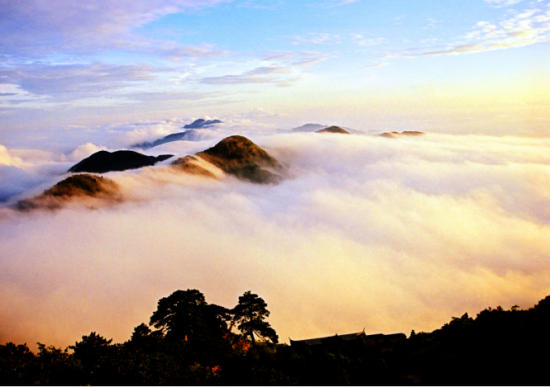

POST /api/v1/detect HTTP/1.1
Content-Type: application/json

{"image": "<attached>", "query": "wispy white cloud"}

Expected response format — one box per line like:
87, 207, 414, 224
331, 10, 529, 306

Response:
350, 34, 385, 47
325, 0, 360, 7
263, 52, 330, 66
0, 63, 158, 98
199, 65, 297, 85
236, 0, 283, 10
364, 62, 390, 69
292, 55, 330, 66
293, 33, 342, 45
147, 43, 229, 61
485, 0, 526, 8
0, 0, 233, 58
0, 84, 45, 105
386, 5, 550, 57
235, 107, 288, 119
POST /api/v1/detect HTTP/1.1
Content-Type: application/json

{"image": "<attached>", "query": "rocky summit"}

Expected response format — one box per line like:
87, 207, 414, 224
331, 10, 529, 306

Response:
69, 150, 173, 174
172, 135, 283, 184
315, 126, 350, 134
17, 174, 120, 211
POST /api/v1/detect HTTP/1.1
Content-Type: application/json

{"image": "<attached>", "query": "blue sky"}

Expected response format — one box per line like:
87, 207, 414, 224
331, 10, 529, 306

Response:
0, 0, 549, 136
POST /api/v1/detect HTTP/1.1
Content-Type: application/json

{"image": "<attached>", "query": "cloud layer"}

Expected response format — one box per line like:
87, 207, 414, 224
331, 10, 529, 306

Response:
0, 130, 549, 348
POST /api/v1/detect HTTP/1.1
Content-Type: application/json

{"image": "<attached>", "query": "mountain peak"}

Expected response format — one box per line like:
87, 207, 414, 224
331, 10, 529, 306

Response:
183, 118, 222, 129
291, 123, 327, 133
69, 150, 173, 173
379, 131, 425, 138
173, 135, 283, 184
315, 126, 350, 134
201, 135, 277, 164
17, 174, 120, 211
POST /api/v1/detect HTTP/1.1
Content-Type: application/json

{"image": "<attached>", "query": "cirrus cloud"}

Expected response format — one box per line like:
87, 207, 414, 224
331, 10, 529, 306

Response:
0, 0, 234, 58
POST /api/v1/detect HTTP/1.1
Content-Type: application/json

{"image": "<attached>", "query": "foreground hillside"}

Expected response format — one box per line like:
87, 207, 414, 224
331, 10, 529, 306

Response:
1, 291, 549, 385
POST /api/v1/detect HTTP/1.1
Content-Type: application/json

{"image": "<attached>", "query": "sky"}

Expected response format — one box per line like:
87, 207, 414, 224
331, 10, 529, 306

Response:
0, 0, 550, 349
0, 0, 549, 137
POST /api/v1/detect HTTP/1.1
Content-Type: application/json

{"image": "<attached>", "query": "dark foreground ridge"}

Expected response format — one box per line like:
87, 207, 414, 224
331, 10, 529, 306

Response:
17, 174, 120, 210
315, 125, 351, 134
2, 291, 550, 385
69, 150, 173, 173
173, 135, 283, 184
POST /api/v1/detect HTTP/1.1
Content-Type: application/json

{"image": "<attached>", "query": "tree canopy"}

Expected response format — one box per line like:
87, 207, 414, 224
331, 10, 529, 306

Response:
232, 291, 279, 345
3, 289, 550, 385
149, 289, 230, 342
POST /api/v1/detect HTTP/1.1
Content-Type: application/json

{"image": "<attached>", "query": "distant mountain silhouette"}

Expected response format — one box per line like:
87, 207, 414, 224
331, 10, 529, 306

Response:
315, 126, 350, 134
133, 119, 222, 149
133, 131, 200, 150
172, 135, 283, 184
292, 123, 363, 134
183, 118, 222, 129
291, 123, 327, 132
379, 131, 425, 138
17, 174, 120, 211
69, 150, 173, 173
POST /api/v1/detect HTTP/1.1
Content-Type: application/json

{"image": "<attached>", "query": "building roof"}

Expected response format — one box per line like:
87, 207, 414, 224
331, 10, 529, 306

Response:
290, 330, 367, 346
289, 330, 406, 346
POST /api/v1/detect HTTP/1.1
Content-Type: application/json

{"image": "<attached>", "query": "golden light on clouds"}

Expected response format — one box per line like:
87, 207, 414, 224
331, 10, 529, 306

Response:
1, 132, 549, 348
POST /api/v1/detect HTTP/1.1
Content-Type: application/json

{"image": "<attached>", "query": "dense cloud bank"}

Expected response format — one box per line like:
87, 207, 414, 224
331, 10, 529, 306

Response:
0, 126, 549, 348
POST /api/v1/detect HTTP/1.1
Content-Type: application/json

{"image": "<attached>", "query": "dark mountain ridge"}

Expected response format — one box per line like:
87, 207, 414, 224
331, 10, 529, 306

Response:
292, 123, 362, 134
133, 119, 222, 149
69, 150, 173, 174
291, 123, 327, 133
315, 126, 350, 134
172, 135, 283, 184
17, 174, 120, 211
133, 131, 198, 149
379, 131, 425, 138
183, 118, 222, 129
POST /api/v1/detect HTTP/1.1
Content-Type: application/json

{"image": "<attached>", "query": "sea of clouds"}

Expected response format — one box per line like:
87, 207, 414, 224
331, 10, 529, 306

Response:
0, 118, 549, 348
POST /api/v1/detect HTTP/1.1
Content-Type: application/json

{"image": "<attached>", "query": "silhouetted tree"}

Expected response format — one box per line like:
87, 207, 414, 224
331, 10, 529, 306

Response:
0, 343, 37, 385
69, 332, 116, 384
70, 331, 112, 366
126, 323, 165, 354
35, 343, 82, 385
232, 291, 278, 347
150, 289, 208, 341
149, 289, 230, 343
